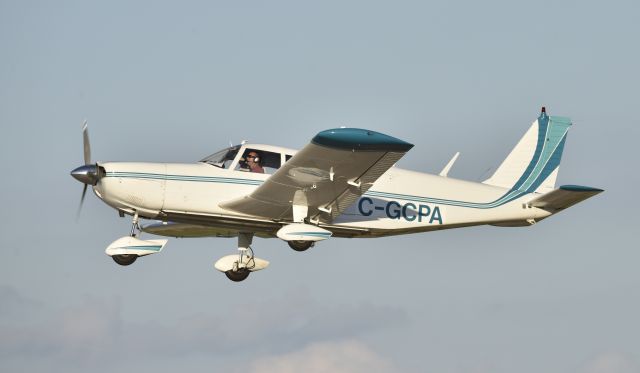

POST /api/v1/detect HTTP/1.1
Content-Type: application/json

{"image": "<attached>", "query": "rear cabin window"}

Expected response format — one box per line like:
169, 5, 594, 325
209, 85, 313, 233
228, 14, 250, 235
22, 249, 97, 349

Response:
235, 149, 281, 175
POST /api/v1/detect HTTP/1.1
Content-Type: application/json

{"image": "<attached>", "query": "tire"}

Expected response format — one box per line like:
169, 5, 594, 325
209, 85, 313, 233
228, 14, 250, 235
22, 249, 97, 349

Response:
288, 240, 313, 252
225, 268, 250, 282
112, 254, 137, 266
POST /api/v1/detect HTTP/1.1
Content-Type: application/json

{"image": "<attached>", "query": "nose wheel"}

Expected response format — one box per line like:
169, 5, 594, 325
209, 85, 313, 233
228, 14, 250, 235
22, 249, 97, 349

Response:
111, 212, 142, 267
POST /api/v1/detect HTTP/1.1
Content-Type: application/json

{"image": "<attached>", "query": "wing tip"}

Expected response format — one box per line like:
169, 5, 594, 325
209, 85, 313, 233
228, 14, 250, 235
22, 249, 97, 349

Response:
312, 128, 414, 152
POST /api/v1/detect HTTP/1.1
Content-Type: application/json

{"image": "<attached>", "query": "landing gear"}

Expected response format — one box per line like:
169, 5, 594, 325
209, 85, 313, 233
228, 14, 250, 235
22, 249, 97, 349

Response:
214, 232, 270, 282
105, 211, 168, 267
224, 232, 255, 282
130, 211, 141, 237
112, 254, 137, 266
288, 240, 314, 252
109, 212, 141, 266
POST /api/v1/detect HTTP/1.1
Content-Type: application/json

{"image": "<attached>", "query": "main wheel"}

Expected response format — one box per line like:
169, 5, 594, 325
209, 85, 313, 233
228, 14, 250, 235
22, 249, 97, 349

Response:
288, 240, 314, 252
112, 254, 137, 266
225, 268, 250, 282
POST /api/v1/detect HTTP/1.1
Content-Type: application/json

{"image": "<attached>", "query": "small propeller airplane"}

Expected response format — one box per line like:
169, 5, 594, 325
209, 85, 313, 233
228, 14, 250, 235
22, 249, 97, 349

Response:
71, 107, 603, 282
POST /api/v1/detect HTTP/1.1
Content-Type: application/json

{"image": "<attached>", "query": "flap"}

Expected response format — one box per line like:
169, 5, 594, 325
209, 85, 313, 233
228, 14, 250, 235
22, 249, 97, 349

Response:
528, 185, 604, 212
142, 221, 238, 238
220, 128, 413, 223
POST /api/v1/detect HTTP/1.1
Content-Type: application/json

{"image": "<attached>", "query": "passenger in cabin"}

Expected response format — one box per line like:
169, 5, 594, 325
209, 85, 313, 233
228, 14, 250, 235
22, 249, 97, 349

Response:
246, 151, 264, 173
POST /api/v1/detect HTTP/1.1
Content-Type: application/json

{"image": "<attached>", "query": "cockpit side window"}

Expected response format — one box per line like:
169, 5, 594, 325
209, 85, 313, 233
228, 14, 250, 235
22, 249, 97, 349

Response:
235, 149, 282, 174
200, 146, 240, 169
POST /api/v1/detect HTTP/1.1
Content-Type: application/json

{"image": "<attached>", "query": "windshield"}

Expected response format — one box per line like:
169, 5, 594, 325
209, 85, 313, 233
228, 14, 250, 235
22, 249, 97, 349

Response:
200, 146, 240, 168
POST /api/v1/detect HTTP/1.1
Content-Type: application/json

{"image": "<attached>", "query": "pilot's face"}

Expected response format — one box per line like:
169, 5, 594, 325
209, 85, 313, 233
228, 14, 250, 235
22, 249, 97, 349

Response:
247, 153, 258, 164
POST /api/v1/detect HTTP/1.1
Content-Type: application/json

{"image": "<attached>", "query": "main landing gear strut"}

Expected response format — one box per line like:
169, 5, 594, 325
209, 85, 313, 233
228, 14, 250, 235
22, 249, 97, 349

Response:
225, 233, 253, 282
214, 232, 270, 282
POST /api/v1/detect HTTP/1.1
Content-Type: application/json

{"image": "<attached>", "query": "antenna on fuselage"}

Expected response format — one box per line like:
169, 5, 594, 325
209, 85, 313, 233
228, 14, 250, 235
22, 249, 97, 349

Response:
439, 152, 460, 177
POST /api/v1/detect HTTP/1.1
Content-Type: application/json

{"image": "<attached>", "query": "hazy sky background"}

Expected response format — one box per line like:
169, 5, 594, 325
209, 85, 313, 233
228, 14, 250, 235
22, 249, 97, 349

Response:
1, 1, 638, 372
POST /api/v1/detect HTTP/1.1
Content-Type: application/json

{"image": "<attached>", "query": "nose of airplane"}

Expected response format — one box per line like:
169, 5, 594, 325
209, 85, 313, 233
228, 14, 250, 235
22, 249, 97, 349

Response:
70, 164, 100, 185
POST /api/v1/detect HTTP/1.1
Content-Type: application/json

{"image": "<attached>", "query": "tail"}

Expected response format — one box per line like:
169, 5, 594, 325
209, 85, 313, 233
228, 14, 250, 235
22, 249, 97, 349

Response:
483, 107, 571, 194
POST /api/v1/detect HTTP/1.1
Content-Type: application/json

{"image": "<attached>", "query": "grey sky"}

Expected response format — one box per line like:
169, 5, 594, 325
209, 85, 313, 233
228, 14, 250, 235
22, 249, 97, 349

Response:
1, 0, 638, 372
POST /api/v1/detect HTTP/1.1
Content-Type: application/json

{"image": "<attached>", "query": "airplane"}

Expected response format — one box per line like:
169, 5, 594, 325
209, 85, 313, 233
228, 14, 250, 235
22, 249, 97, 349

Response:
71, 107, 603, 282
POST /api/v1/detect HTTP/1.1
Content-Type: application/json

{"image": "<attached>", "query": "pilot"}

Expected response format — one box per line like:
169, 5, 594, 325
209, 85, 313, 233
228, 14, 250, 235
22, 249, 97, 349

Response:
246, 151, 264, 173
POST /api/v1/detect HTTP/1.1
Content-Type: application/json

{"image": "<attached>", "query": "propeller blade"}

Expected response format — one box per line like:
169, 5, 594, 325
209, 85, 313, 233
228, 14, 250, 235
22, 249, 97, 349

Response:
77, 184, 88, 220
82, 120, 91, 165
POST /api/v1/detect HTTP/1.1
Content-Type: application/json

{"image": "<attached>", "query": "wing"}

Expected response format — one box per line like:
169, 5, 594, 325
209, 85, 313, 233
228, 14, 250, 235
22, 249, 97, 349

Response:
220, 128, 413, 223
528, 185, 604, 212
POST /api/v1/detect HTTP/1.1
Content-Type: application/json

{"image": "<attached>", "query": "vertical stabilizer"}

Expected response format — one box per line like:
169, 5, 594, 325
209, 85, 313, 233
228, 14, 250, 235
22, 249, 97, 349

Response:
483, 108, 571, 194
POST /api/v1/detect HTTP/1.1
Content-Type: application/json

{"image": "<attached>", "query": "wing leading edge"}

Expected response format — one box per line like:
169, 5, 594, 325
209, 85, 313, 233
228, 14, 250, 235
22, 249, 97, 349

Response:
220, 128, 414, 223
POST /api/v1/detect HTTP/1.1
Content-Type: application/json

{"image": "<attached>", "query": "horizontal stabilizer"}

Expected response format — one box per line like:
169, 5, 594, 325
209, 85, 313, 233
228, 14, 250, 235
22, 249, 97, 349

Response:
528, 185, 603, 212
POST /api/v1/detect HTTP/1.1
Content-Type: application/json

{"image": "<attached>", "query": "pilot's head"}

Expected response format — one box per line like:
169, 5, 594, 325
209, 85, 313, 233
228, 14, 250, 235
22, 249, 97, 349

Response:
246, 151, 261, 165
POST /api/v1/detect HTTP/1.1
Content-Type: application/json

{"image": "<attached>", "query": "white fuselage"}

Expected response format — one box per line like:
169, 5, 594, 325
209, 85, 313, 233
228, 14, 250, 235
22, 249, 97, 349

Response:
94, 160, 551, 238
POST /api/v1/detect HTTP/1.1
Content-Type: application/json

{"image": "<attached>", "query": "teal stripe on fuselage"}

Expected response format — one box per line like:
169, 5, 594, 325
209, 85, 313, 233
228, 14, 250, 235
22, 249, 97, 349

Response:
105, 171, 515, 210
106, 172, 262, 185
105, 116, 570, 212
367, 115, 570, 209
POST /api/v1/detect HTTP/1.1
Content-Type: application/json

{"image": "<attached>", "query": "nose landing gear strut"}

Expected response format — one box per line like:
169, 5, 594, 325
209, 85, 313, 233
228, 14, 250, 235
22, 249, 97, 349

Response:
106, 211, 168, 266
